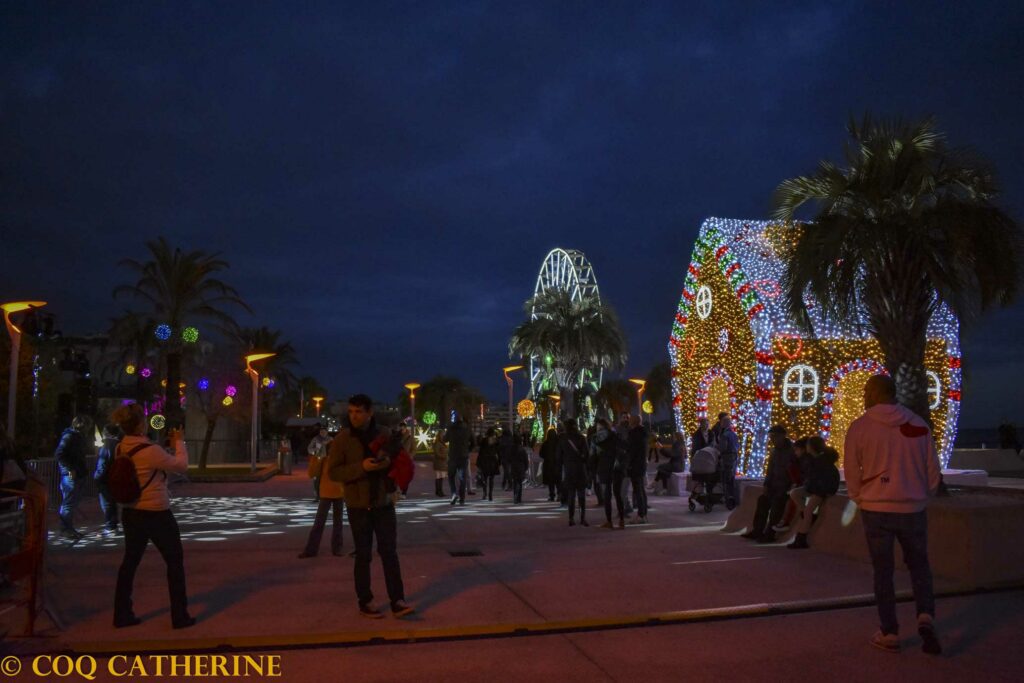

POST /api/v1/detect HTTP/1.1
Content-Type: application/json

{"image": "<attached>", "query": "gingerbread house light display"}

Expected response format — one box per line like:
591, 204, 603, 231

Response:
667, 218, 961, 475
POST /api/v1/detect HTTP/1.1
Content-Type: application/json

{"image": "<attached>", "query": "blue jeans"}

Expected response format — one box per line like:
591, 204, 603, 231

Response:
96, 483, 119, 530
58, 472, 82, 532
861, 509, 935, 635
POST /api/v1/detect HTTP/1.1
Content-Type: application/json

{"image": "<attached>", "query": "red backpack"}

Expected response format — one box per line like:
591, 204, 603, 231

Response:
107, 443, 158, 504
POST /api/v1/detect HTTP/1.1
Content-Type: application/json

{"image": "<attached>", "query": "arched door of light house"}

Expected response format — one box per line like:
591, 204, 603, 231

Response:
707, 378, 733, 424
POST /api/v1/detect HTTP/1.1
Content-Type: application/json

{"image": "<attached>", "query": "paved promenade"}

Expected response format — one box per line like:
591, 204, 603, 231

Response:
4, 459, 1023, 681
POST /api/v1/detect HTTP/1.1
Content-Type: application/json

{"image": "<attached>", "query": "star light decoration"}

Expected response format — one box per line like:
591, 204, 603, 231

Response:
415, 428, 432, 450
667, 218, 961, 473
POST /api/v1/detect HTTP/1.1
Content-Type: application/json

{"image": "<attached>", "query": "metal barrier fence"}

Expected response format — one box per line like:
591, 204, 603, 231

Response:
24, 439, 277, 509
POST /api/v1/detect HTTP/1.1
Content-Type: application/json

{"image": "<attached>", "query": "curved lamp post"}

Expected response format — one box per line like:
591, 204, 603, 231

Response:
503, 366, 523, 435
404, 383, 420, 426
547, 393, 561, 427
3, 301, 46, 439
629, 378, 646, 419
312, 395, 325, 418
245, 352, 275, 471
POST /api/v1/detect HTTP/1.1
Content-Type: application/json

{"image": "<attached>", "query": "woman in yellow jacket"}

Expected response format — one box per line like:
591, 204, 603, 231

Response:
299, 440, 346, 558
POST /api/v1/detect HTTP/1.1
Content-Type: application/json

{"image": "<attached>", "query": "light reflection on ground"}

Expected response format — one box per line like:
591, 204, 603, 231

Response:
48, 495, 592, 550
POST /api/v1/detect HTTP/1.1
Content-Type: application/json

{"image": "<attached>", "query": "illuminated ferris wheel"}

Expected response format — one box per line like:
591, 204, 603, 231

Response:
529, 248, 604, 399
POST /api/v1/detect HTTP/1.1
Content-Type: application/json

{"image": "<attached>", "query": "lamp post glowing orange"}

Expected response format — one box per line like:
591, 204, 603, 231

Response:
3, 301, 46, 439
404, 383, 420, 426
629, 378, 646, 418
312, 396, 325, 418
503, 366, 523, 434
245, 352, 275, 471
547, 393, 561, 427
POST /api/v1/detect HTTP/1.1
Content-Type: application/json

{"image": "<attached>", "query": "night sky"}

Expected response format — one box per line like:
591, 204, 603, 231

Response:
2, 2, 1022, 426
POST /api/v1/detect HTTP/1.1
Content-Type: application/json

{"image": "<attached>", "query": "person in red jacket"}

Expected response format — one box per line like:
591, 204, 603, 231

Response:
845, 374, 942, 656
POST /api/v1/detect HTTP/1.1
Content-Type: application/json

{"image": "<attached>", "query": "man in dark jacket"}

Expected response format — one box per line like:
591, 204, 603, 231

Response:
93, 423, 123, 534
444, 416, 472, 506
55, 415, 90, 539
559, 420, 589, 525
327, 394, 414, 619
741, 425, 795, 543
626, 416, 649, 524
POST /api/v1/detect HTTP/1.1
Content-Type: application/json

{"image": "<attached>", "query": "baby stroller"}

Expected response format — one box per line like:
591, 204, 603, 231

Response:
687, 446, 732, 513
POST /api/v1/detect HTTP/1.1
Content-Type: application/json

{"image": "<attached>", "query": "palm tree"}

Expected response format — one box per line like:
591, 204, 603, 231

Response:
509, 288, 628, 418
106, 311, 158, 402
595, 378, 635, 419
114, 237, 251, 424
774, 116, 1021, 422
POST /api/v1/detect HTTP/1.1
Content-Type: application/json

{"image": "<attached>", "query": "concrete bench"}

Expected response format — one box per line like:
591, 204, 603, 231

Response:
724, 482, 1024, 588
949, 449, 1024, 475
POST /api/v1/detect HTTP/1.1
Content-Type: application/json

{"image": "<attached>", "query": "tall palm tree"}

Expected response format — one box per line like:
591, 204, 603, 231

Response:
114, 237, 251, 425
509, 288, 628, 418
774, 116, 1021, 422
645, 361, 673, 415
595, 378, 636, 419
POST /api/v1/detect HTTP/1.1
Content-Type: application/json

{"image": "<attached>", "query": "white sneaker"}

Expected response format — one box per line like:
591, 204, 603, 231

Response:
772, 523, 790, 532
870, 630, 900, 653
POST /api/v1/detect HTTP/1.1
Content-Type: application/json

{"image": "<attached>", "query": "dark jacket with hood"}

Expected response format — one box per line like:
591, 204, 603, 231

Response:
477, 436, 501, 477
627, 425, 648, 478
559, 431, 589, 488
444, 421, 472, 468
539, 433, 561, 485
806, 449, 841, 497
94, 436, 121, 483
763, 438, 796, 494
55, 428, 88, 479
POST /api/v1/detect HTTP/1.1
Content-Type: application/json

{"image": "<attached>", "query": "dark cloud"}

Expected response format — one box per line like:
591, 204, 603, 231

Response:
1, 1, 1022, 424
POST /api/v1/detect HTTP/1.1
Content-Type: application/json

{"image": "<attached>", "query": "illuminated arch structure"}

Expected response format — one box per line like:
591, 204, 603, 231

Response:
667, 218, 961, 474
529, 248, 604, 400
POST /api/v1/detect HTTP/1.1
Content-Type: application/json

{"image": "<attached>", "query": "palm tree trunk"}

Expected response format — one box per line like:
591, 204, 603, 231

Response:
200, 415, 217, 470
166, 350, 182, 426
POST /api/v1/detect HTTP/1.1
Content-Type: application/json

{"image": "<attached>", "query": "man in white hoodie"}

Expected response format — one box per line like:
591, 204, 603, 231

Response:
845, 374, 941, 655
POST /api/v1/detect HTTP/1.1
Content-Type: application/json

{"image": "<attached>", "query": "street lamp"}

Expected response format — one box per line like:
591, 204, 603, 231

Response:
245, 352, 275, 471
503, 365, 523, 435
312, 395, 325, 418
629, 378, 646, 418
404, 383, 420, 426
2, 301, 46, 440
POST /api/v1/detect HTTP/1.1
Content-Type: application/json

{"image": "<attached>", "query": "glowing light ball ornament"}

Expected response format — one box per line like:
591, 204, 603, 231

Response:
181, 326, 199, 343
125, 364, 136, 375
150, 414, 167, 430
140, 367, 152, 378
225, 385, 237, 397
266, 379, 275, 389
517, 399, 536, 419
222, 396, 234, 407
666, 217, 961, 473
155, 324, 172, 341
422, 411, 438, 426
198, 378, 210, 391
642, 400, 654, 415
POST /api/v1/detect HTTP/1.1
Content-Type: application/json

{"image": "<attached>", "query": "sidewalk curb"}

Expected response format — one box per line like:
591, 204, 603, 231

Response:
41, 583, 1024, 657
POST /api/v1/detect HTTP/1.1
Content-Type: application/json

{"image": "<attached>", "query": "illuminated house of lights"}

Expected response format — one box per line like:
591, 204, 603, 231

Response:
667, 218, 961, 475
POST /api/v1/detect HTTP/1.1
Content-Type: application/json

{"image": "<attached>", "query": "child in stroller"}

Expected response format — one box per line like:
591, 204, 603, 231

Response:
687, 446, 735, 513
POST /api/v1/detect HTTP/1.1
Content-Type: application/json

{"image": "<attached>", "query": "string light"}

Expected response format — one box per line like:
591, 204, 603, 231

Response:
667, 217, 960, 472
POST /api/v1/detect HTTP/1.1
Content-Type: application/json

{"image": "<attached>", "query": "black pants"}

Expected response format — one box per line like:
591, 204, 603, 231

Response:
602, 471, 625, 523
483, 475, 496, 500
304, 497, 344, 555
347, 505, 405, 606
512, 477, 523, 503
448, 463, 466, 503
751, 490, 788, 535
630, 474, 648, 517
567, 484, 586, 521
115, 508, 189, 623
